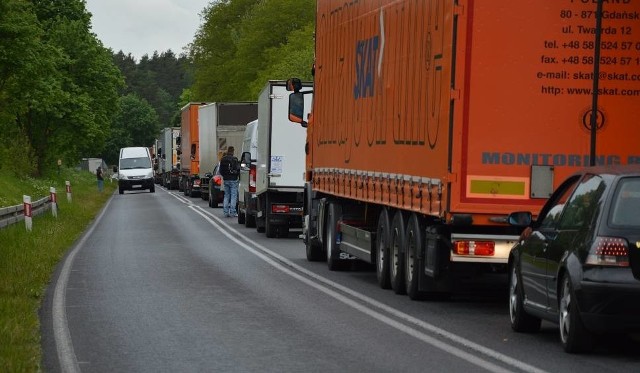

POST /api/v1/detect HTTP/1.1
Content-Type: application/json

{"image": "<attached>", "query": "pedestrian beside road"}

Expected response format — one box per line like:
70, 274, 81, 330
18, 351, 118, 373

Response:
219, 147, 240, 217
96, 166, 104, 192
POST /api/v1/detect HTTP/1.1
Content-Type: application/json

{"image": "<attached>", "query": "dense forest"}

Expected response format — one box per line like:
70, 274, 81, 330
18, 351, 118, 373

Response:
0, 0, 314, 175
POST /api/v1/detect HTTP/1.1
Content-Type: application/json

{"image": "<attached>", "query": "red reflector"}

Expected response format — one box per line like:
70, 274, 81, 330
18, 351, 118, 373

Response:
586, 237, 629, 267
454, 241, 495, 256
272, 204, 290, 213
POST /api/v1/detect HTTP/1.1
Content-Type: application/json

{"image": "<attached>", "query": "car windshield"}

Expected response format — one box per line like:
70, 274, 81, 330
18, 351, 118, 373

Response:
120, 157, 151, 170
610, 177, 640, 227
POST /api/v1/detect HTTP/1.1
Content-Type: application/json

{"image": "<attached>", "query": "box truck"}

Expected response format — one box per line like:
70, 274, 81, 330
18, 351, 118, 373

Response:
286, 0, 640, 299
178, 102, 208, 196
159, 127, 180, 189
254, 80, 313, 238
197, 102, 257, 201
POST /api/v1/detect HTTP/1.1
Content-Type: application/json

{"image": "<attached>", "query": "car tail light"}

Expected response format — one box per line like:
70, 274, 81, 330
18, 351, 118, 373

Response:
586, 237, 629, 267
213, 175, 222, 186
194, 179, 201, 186
249, 165, 256, 193
453, 241, 495, 256
272, 204, 290, 213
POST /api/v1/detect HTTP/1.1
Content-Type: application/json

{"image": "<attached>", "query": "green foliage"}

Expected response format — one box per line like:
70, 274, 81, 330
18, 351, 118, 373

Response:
0, 168, 116, 372
102, 94, 159, 165
190, 0, 315, 102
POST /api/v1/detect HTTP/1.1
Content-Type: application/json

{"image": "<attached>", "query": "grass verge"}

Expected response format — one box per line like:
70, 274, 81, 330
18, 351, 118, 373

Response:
0, 169, 116, 372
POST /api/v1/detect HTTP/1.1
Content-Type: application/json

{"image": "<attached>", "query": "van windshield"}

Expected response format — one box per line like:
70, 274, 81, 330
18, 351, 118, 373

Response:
120, 157, 151, 170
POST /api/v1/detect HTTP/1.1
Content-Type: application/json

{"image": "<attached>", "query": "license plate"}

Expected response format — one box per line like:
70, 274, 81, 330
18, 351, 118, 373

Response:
132, 185, 141, 188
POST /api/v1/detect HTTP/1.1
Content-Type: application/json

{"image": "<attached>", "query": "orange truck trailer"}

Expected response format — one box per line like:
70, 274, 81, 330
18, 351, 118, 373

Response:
178, 102, 208, 196
287, 0, 640, 299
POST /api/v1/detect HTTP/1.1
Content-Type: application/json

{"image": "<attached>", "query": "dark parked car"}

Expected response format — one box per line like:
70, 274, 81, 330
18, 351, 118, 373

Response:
208, 164, 224, 208
508, 165, 640, 353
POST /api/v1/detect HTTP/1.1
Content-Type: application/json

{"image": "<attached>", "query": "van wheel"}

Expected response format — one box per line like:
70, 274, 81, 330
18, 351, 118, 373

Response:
245, 213, 256, 228
119, 188, 124, 195
390, 211, 407, 295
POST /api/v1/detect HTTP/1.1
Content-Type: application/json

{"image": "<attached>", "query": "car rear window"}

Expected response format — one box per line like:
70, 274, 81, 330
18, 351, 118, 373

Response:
610, 177, 640, 227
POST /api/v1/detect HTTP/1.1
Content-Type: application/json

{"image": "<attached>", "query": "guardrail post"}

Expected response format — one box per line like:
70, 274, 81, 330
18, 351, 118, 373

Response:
50, 187, 58, 217
65, 181, 72, 202
23, 195, 32, 231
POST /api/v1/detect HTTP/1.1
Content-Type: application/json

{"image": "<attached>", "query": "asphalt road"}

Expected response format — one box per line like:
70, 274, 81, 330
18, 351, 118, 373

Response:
40, 187, 640, 372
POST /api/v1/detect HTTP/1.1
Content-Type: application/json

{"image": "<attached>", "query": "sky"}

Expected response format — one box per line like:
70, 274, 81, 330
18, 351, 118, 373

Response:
85, 0, 211, 61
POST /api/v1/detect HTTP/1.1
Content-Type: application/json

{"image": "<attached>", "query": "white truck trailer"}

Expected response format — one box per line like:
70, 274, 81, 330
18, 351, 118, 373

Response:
198, 102, 258, 199
254, 80, 313, 238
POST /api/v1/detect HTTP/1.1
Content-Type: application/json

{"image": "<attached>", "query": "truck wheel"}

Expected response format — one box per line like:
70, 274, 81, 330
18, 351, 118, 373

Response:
509, 260, 541, 333
238, 211, 245, 225
305, 217, 324, 262
376, 209, 392, 289
278, 226, 289, 238
265, 217, 277, 238
559, 273, 595, 353
405, 214, 425, 300
390, 211, 407, 295
326, 202, 346, 271
246, 213, 256, 228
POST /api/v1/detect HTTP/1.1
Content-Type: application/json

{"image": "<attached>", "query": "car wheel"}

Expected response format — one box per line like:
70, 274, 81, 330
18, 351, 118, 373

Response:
326, 202, 346, 271
390, 211, 407, 295
559, 274, 595, 353
376, 209, 392, 289
509, 261, 541, 332
405, 214, 425, 300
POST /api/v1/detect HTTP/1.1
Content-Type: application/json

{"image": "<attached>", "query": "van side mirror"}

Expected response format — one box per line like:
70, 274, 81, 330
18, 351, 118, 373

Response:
241, 151, 252, 167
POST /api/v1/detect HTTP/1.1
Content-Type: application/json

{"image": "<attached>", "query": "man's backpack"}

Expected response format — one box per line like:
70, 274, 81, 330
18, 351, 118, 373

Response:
220, 155, 240, 178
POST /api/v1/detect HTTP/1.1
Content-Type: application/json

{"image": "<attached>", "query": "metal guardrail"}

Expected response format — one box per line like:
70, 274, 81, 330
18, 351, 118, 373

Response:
0, 196, 52, 229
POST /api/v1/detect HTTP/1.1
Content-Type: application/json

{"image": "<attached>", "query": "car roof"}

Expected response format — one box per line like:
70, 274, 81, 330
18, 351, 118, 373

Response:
573, 164, 640, 178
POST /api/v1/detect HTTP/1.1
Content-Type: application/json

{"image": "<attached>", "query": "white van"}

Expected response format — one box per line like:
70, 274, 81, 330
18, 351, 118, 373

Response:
238, 120, 258, 226
114, 147, 155, 194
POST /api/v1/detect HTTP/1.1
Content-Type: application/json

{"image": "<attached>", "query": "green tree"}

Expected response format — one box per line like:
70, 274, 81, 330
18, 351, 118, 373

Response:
103, 94, 159, 165
16, 0, 123, 175
0, 0, 53, 175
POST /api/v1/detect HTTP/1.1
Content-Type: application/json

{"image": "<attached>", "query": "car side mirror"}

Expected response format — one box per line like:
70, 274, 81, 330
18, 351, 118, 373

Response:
508, 211, 532, 227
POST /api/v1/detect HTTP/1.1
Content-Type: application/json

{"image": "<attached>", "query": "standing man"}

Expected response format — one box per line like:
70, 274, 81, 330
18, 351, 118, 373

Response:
219, 146, 240, 217
96, 166, 104, 192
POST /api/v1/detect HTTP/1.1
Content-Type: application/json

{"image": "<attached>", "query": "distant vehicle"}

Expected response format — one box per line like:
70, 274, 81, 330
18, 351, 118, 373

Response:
508, 165, 640, 353
255, 80, 312, 238
197, 102, 257, 200
114, 147, 155, 194
208, 163, 224, 208
238, 119, 258, 227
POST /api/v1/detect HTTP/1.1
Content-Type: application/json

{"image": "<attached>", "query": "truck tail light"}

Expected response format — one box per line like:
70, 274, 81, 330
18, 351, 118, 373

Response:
453, 241, 495, 256
249, 165, 256, 193
586, 237, 629, 267
272, 204, 290, 213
